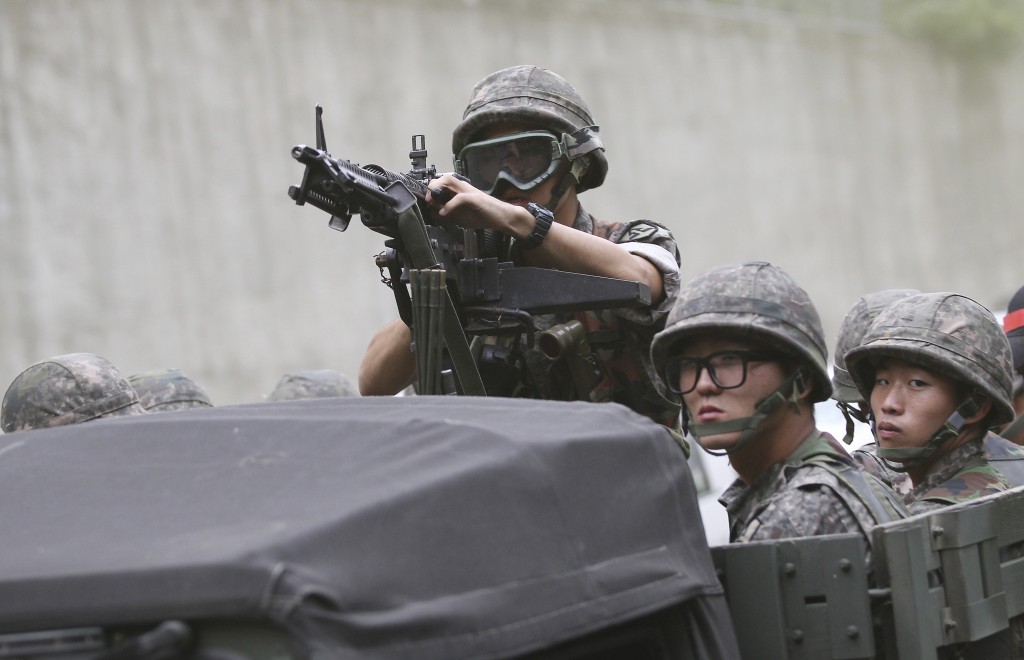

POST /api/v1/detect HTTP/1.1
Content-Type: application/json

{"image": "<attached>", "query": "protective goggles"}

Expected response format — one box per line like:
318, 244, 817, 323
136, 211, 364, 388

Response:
454, 131, 568, 195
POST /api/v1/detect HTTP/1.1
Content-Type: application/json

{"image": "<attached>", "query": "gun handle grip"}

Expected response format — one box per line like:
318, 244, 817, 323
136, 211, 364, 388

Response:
429, 187, 455, 205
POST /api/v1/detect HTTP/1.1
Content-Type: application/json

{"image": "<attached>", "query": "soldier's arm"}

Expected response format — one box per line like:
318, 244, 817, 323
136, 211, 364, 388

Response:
521, 221, 667, 303
358, 319, 416, 396
430, 179, 668, 303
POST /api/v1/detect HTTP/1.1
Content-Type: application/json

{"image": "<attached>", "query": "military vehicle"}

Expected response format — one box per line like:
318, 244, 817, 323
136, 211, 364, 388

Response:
0, 396, 738, 659
3, 396, 1024, 659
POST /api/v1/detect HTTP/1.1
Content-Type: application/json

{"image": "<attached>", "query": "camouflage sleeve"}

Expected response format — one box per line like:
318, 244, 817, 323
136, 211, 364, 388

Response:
610, 220, 681, 326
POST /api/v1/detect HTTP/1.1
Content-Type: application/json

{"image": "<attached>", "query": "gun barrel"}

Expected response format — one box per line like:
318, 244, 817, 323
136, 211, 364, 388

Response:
291, 145, 390, 192
363, 164, 431, 199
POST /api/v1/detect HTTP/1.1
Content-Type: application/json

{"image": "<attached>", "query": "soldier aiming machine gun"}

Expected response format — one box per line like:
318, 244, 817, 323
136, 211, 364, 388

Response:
287, 106, 651, 396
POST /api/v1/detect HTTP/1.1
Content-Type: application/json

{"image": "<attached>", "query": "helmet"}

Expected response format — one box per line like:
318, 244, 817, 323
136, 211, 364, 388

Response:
651, 261, 831, 403
267, 370, 358, 401
129, 368, 214, 413
846, 292, 1015, 429
832, 289, 920, 404
1006, 283, 1024, 373
1, 353, 147, 433
451, 65, 607, 193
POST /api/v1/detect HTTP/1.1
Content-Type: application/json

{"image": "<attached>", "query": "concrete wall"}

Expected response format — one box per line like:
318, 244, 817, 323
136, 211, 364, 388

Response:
2, 0, 1022, 405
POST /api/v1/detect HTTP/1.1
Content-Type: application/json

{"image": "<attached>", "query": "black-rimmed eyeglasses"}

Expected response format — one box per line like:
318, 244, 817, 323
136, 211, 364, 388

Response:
662, 350, 779, 395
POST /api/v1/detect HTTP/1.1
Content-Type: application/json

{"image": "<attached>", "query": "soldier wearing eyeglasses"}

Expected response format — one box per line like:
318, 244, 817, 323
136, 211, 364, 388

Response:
359, 66, 682, 431
650, 262, 906, 549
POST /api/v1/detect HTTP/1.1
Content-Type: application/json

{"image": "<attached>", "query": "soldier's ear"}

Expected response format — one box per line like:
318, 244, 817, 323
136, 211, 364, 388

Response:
962, 396, 992, 425
784, 369, 814, 413
794, 368, 814, 401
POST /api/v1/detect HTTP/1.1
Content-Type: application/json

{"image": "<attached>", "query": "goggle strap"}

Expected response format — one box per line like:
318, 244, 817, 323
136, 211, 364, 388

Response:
562, 125, 603, 159
569, 158, 587, 183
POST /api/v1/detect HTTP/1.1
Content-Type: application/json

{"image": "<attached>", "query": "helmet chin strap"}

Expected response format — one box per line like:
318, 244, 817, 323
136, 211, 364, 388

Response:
686, 371, 806, 457
836, 402, 859, 445
544, 158, 586, 211
876, 394, 984, 472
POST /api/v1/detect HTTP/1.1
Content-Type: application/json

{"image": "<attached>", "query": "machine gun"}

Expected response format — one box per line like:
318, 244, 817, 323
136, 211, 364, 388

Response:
288, 106, 651, 396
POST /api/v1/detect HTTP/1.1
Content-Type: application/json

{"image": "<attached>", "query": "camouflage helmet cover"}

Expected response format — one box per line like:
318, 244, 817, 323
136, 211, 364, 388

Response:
1, 352, 147, 433
845, 292, 1015, 428
129, 368, 214, 412
650, 261, 832, 402
832, 289, 920, 403
452, 65, 608, 192
267, 369, 358, 401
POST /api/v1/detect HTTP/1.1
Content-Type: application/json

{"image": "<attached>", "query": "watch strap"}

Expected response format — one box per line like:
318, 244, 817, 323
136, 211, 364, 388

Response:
517, 203, 554, 251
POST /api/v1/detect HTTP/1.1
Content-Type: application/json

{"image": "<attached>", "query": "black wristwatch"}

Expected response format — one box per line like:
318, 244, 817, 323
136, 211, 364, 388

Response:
516, 203, 554, 251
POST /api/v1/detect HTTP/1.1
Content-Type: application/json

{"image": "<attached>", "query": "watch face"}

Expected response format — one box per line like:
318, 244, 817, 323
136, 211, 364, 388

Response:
527, 203, 553, 220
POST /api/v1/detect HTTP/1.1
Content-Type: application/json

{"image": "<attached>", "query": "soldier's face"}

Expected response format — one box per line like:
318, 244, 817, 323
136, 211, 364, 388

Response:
679, 335, 789, 451
869, 358, 960, 450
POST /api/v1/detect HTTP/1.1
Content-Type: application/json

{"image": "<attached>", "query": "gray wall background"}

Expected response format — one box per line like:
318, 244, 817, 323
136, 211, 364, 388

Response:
2, 0, 1022, 405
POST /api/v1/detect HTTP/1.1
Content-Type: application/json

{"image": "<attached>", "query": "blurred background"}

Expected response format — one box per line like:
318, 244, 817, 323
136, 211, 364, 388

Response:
3, 0, 1022, 407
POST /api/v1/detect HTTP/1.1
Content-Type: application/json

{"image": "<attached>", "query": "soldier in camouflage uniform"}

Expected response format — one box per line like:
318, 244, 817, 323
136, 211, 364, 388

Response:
845, 292, 1017, 515
359, 65, 681, 430
833, 290, 920, 497
1, 353, 148, 433
267, 369, 358, 401
1007, 373, 1024, 444
650, 262, 906, 553
128, 368, 214, 413
839, 291, 1024, 491
833, 290, 920, 445
1002, 284, 1024, 444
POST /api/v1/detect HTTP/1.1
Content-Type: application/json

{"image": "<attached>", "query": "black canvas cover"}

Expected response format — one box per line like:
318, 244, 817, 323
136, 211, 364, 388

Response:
0, 396, 735, 658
